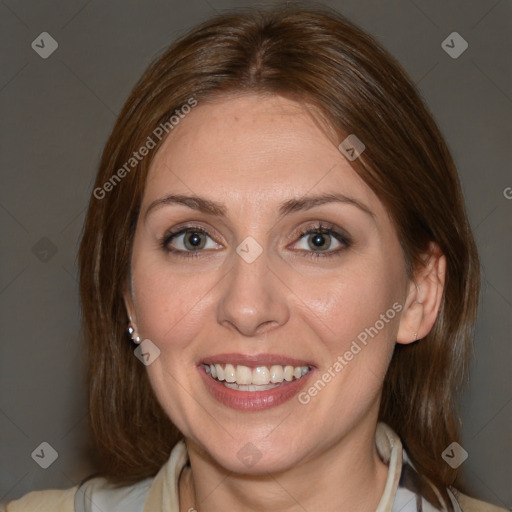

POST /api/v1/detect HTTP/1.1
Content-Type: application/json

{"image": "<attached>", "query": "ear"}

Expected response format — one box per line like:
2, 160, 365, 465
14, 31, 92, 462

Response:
397, 242, 446, 344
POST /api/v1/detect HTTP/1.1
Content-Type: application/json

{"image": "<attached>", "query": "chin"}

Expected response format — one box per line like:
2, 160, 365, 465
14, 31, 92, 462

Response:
210, 446, 303, 476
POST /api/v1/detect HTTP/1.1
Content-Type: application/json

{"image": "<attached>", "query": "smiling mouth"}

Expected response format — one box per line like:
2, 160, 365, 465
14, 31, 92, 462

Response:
201, 363, 312, 391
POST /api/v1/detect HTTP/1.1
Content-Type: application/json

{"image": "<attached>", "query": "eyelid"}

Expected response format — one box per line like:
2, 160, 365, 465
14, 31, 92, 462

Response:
161, 224, 222, 252
287, 222, 352, 258
161, 222, 222, 243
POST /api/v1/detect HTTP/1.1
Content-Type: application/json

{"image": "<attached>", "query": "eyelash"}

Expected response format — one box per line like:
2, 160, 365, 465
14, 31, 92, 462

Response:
160, 222, 352, 260
295, 223, 351, 259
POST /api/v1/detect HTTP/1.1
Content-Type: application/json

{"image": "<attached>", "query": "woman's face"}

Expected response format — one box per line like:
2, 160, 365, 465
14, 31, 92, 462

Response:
126, 94, 410, 473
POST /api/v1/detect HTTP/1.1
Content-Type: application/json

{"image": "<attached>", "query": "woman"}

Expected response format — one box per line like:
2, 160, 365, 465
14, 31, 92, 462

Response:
4, 4, 507, 512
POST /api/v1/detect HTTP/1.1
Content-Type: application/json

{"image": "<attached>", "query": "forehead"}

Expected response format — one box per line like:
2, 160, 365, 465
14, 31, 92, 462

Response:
143, 94, 383, 218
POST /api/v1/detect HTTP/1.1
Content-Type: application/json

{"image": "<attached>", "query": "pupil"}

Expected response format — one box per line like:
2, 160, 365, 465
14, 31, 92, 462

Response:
311, 233, 329, 250
186, 232, 204, 249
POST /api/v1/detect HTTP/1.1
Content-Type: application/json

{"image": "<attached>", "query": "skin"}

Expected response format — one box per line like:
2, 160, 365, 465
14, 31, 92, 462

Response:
124, 94, 446, 512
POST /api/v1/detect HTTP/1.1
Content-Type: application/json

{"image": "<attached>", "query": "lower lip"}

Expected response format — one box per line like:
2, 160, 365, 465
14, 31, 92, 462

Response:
198, 365, 314, 411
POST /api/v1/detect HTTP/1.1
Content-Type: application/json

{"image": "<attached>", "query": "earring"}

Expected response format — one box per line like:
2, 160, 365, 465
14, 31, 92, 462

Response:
127, 323, 141, 344
413, 332, 418, 342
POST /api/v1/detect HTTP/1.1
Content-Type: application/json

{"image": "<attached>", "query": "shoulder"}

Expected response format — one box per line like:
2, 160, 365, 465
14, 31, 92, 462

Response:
453, 489, 508, 512
2, 441, 185, 512
2, 485, 78, 512
2, 475, 154, 512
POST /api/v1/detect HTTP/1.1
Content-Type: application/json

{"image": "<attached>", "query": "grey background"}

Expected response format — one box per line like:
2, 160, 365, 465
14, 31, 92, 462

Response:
0, 0, 511, 508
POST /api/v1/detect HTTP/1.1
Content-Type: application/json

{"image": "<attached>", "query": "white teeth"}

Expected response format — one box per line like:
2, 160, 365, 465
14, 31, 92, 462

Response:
215, 364, 224, 381
269, 365, 284, 383
235, 365, 252, 385
203, 363, 311, 387
253, 366, 270, 385
224, 363, 236, 383
283, 366, 294, 381
224, 382, 282, 391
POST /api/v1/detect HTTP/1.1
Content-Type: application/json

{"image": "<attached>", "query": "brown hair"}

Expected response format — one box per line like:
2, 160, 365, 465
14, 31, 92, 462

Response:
78, 2, 480, 503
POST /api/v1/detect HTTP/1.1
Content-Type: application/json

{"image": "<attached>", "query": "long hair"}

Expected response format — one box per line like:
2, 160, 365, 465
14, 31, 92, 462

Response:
78, 3, 480, 503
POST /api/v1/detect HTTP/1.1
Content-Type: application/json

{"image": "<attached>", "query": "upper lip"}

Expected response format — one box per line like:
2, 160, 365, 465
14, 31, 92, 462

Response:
200, 353, 314, 368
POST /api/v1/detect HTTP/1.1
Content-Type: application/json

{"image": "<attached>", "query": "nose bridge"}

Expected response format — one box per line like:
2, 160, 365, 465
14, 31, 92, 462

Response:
216, 239, 288, 336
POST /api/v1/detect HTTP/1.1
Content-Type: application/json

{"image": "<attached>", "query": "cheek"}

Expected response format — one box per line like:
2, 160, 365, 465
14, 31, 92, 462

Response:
307, 266, 401, 337
296, 254, 404, 382
130, 252, 216, 350
295, 266, 403, 420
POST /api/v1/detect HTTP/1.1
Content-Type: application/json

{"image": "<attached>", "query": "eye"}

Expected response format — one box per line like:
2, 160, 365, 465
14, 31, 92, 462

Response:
161, 225, 221, 257
160, 222, 351, 260
291, 222, 351, 259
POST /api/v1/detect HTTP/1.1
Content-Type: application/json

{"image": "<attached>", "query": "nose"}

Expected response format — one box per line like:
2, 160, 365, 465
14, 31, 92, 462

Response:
216, 246, 290, 337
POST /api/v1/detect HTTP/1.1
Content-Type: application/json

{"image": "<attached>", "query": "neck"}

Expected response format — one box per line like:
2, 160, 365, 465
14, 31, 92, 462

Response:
179, 412, 389, 512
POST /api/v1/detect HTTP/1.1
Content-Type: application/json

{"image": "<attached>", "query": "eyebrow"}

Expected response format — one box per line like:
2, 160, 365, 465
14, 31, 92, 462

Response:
144, 192, 375, 221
